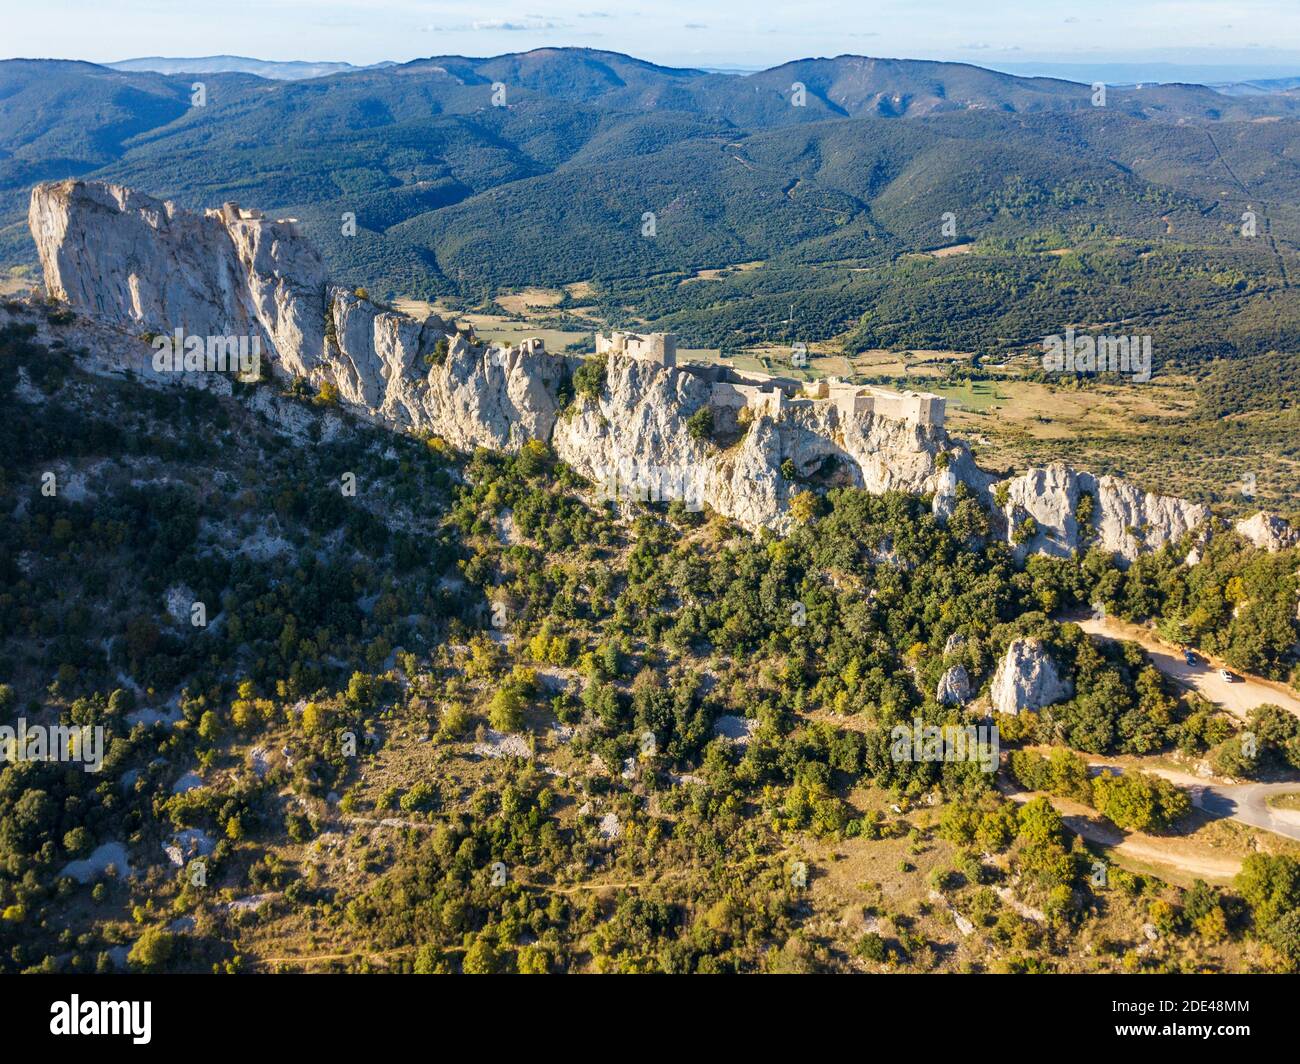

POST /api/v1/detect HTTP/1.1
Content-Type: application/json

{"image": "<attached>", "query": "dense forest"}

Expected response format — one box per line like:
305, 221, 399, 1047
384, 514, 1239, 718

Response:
4, 52, 1300, 375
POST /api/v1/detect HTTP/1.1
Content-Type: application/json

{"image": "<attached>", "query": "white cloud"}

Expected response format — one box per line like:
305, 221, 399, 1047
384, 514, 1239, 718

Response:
471, 17, 564, 31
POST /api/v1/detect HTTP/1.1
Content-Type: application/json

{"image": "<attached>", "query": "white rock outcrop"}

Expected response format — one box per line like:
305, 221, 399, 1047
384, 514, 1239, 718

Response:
31, 180, 332, 379
998, 463, 1210, 563
989, 638, 1073, 716
28, 180, 571, 442
549, 353, 972, 534
1234, 511, 1299, 552
936, 664, 971, 705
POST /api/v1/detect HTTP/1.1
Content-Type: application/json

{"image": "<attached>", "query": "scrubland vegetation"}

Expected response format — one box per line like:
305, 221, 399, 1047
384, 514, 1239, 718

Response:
2, 319, 1298, 973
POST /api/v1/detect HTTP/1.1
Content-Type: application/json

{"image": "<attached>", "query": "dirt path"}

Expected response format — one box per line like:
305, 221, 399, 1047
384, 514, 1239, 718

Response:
254, 948, 410, 969
344, 815, 440, 830
1069, 612, 1300, 721
1090, 830, 1243, 881
1204, 129, 1250, 196
1001, 785, 1243, 882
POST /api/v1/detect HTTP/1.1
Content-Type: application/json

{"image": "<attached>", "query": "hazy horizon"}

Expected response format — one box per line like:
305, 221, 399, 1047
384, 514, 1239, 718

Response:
10, 49, 1300, 89
6, 0, 1300, 84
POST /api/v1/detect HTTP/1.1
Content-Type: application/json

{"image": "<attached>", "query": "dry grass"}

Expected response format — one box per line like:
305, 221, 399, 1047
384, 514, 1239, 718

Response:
495, 287, 564, 315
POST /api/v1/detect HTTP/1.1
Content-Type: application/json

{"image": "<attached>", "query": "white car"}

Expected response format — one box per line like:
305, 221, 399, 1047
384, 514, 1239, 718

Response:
1218, 668, 1240, 683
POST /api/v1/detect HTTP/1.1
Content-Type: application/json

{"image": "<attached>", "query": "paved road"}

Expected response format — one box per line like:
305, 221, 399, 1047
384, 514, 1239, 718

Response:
1190, 781, 1300, 842
1063, 611, 1300, 841
1068, 612, 1300, 721
1089, 761, 1300, 843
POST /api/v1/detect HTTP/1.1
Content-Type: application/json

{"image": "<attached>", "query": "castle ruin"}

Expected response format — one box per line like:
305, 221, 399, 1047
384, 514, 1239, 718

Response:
816, 378, 945, 427
707, 374, 943, 428
595, 330, 677, 367
593, 331, 945, 429
219, 202, 301, 237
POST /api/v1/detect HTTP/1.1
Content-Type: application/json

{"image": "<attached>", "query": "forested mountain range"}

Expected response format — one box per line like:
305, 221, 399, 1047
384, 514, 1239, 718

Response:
3, 48, 1299, 364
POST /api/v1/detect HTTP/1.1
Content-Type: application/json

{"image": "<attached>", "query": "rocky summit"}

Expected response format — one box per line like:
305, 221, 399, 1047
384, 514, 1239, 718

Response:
989, 639, 1074, 716
19, 179, 1236, 554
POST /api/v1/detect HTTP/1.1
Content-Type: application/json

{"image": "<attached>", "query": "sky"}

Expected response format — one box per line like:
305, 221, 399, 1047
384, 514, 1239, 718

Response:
6, 0, 1300, 81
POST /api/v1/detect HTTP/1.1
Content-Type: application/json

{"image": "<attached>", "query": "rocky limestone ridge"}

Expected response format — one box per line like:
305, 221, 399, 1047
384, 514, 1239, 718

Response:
24, 179, 1219, 552
31, 180, 331, 380
989, 638, 1073, 716
996, 463, 1211, 564
28, 180, 573, 445
551, 353, 975, 534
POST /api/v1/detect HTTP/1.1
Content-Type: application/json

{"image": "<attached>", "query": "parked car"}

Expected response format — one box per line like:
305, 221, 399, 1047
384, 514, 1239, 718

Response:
1183, 649, 1198, 665
1219, 668, 1240, 683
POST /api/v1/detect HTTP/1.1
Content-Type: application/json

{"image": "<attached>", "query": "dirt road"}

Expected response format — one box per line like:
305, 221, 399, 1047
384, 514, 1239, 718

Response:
1069, 612, 1300, 721
1001, 783, 1244, 882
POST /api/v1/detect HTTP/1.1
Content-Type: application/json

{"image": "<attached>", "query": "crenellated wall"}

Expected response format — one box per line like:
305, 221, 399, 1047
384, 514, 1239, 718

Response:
696, 366, 944, 428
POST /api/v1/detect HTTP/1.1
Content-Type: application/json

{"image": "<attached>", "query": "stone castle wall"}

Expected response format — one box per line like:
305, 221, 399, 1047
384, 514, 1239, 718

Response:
710, 379, 785, 418
595, 330, 676, 367
594, 331, 943, 428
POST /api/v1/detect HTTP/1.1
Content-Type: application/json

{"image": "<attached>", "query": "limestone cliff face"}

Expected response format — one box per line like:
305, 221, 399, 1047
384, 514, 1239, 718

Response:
997, 463, 1210, 563
1234, 511, 1300, 552
551, 353, 719, 513
29, 180, 570, 448
26, 179, 1215, 555
31, 180, 331, 379
549, 354, 977, 533
324, 290, 564, 443
326, 287, 436, 421
552, 355, 807, 533
427, 336, 573, 451
936, 665, 972, 706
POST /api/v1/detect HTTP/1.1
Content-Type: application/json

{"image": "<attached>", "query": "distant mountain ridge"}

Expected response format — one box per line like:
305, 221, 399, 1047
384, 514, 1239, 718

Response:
1213, 75, 1300, 96
3, 45, 1300, 363
107, 55, 395, 80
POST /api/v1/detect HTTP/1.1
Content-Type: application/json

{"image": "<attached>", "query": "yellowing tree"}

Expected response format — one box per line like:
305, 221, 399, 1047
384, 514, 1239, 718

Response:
790, 490, 819, 526
461, 936, 503, 974
488, 688, 525, 732
301, 701, 329, 734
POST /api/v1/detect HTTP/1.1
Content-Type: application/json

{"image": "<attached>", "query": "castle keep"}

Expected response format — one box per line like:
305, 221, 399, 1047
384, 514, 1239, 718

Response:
595, 330, 677, 367
220, 202, 302, 237
595, 331, 945, 428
